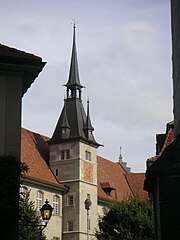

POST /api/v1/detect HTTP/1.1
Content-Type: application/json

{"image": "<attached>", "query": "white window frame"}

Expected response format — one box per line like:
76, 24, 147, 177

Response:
53, 195, 60, 215
36, 190, 43, 210
20, 186, 28, 198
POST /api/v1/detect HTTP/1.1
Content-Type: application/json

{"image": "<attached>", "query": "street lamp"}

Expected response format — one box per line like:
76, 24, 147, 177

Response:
20, 199, 53, 240
39, 199, 53, 239
84, 198, 92, 240
40, 199, 53, 225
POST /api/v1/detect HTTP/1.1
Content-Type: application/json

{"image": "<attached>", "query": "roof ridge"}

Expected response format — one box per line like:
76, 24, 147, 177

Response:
22, 127, 50, 140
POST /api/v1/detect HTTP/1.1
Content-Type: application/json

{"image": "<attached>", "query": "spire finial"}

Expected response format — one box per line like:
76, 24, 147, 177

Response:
119, 146, 123, 162
71, 18, 79, 29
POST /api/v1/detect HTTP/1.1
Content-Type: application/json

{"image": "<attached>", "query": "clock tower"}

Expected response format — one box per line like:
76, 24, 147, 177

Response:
48, 23, 101, 240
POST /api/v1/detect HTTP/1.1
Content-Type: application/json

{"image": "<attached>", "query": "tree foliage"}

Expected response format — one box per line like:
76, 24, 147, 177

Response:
19, 161, 47, 240
19, 192, 47, 240
96, 196, 155, 240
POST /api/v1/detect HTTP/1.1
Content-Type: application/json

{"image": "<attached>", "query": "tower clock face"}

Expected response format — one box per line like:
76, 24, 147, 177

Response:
84, 162, 93, 183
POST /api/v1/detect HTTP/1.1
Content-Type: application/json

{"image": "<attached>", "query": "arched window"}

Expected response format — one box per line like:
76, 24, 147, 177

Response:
36, 190, 43, 210
53, 195, 59, 215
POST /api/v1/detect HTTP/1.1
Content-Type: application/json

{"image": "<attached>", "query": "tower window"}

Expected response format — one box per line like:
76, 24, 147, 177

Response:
61, 150, 70, 160
66, 149, 70, 159
61, 150, 65, 160
55, 169, 58, 176
67, 195, 74, 206
85, 151, 91, 161
67, 221, 73, 231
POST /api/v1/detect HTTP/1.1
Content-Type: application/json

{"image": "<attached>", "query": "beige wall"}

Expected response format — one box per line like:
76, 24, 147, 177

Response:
23, 180, 63, 240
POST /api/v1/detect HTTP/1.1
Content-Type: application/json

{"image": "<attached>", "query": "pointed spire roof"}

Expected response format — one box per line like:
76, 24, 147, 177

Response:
48, 23, 101, 148
65, 22, 83, 88
84, 99, 94, 131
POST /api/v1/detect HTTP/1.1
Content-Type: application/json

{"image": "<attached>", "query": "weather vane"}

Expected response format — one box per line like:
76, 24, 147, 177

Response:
71, 18, 79, 28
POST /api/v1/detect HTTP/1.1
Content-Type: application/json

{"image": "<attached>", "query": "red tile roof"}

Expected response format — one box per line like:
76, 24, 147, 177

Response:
97, 156, 147, 201
21, 128, 146, 201
125, 173, 148, 199
21, 128, 65, 189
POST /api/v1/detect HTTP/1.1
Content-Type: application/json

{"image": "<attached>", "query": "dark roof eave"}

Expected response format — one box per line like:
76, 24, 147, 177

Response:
0, 58, 46, 96
23, 176, 68, 193
48, 136, 102, 148
65, 82, 84, 89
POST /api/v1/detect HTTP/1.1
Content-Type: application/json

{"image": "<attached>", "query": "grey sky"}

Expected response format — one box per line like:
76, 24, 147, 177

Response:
1, 0, 173, 172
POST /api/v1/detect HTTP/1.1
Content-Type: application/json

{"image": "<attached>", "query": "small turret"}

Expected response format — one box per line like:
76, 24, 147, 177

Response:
118, 146, 131, 173
84, 99, 95, 141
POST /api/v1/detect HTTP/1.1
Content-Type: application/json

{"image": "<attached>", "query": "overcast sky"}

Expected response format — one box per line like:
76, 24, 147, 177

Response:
1, 0, 173, 172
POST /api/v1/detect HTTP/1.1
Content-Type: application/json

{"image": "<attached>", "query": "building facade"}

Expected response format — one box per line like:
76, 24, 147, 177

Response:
19, 25, 147, 240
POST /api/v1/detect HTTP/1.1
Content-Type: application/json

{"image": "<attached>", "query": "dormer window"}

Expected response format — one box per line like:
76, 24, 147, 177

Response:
100, 182, 115, 197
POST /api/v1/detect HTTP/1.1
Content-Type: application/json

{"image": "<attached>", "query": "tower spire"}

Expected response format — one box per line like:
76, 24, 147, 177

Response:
48, 23, 100, 148
65, 19, 83, 100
